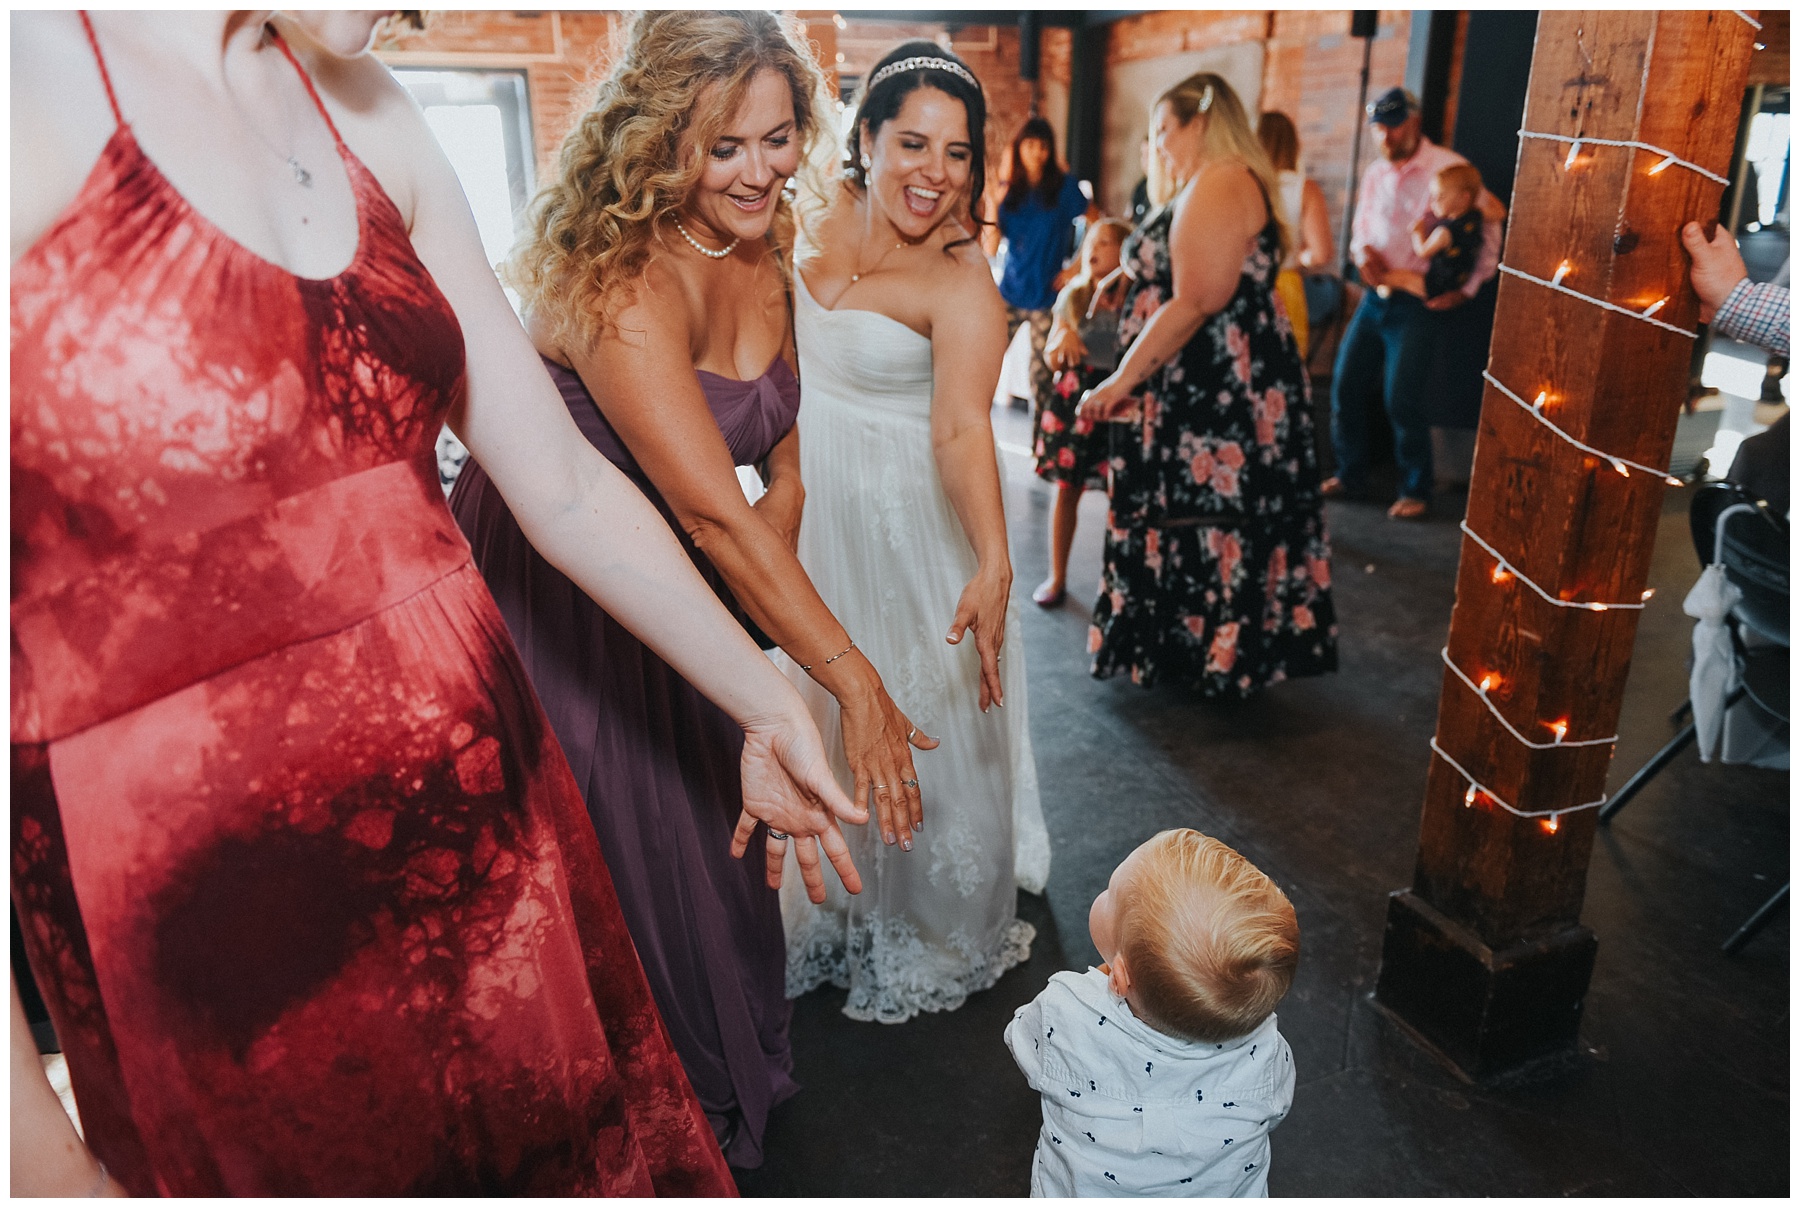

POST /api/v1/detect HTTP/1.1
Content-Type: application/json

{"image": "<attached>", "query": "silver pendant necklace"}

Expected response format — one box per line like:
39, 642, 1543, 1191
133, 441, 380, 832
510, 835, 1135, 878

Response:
230, 28, 314, 188
672, 215, 739, 259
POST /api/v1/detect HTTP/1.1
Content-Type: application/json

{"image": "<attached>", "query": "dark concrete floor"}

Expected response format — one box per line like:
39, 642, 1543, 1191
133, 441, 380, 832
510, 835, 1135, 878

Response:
735, 407, 1788, 1198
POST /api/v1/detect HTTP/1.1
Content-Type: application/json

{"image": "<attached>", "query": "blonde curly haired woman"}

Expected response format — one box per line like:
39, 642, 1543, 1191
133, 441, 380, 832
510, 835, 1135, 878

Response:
448, 11, 936, 1167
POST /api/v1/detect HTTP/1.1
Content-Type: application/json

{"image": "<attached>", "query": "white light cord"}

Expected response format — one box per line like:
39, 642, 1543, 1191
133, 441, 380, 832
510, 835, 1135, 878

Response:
1440, 647, 1620, 749
1459, 521, 1650, 612
1732, 10, 1763, 30
1517, 129, 1733, 186
1429, 738, 1609, 821
1482, 371, 1683, 482
1498, 263, 1698, 339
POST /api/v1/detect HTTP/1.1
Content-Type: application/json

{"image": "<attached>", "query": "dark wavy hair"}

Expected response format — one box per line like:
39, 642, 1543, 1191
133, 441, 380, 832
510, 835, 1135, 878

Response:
843, 40, 988, 245
1001, 115, 1065, 211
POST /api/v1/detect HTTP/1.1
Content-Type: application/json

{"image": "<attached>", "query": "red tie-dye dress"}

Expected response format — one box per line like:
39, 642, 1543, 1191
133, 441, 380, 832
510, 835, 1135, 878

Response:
10, 19, 733, 1197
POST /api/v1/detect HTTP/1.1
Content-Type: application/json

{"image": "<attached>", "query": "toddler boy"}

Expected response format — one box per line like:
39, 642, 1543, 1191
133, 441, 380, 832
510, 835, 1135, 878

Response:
1393, 162, 1486, 301
1005, 829, 1299, 1197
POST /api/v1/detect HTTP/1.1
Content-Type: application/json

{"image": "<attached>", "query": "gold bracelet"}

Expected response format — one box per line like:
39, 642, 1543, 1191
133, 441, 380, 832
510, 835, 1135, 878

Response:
799, 640, 855, 672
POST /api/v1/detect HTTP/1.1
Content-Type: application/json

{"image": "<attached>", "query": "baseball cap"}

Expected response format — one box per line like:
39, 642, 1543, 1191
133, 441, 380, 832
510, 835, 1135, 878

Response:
1366, 87, 1419, 127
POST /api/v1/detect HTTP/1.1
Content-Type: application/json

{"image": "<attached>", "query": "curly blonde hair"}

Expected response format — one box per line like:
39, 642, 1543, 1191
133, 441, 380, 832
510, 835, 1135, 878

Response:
506, 10, 836, 348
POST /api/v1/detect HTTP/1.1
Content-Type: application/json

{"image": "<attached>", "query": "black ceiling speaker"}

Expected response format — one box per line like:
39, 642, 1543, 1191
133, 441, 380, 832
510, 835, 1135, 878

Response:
1350, 11, 1379, 38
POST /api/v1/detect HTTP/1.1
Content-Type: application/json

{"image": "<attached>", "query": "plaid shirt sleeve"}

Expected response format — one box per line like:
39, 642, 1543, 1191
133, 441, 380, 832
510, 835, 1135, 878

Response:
1712, 278, 1790, 358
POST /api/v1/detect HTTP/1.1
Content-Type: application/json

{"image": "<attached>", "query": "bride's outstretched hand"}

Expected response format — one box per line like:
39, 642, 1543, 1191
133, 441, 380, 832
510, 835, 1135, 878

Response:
838, 686, 937, 851
947, 565, 1011, 713
731, 707, 868, 903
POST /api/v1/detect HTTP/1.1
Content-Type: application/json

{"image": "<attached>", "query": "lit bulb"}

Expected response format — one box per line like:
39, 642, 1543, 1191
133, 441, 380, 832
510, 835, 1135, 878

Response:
833, 12, 847, 27
1610, 458, 1631, 478
1465, 784, 1478, 807
1549, 720, 1569, 743
1587, 603, 1610, 612
1648, 154, 1677, 175
1641, 297, 1669, 318
1665, 475, 1684, 487
1541, 815, 1560, 834
1491, 564, 1512, 584
1551, 261, 1572, 287
1641, 588, 1655, 601
835, 51, 846, 62
1564, 140, 1582, 170
1479, 673, 1499, 693
1533, 390, 1549, 410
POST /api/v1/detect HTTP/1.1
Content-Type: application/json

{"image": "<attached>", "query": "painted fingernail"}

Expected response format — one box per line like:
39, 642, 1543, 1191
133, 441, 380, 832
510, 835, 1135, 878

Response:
901, 837, 912, 851
913, 821, 923, 832
885, 831, 896, 845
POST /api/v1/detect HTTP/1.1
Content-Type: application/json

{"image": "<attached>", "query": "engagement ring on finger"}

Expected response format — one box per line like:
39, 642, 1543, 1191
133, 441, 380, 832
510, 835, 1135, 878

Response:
902, 778, 918, 788
767, 829, 790, 841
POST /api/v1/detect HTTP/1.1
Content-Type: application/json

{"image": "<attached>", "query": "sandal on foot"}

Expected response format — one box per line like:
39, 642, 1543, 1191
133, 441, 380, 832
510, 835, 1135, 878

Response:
1032, 579, 1066, 608
1387, 497, 1429, 520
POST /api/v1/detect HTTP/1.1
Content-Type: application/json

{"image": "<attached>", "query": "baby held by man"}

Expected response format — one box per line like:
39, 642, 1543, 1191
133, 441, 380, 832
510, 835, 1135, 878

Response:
1006, 829, 1299, 1197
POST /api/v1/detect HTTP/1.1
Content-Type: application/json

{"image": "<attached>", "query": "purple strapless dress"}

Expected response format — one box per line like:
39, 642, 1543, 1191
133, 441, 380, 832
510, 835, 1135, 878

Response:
448, 354, 801, 1169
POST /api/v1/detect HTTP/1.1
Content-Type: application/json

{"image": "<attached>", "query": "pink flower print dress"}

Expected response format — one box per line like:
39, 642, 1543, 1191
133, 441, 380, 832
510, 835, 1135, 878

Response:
1089, 203, 1337, 696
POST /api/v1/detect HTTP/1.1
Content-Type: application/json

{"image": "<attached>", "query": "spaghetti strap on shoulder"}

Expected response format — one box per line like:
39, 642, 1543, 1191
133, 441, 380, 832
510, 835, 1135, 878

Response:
269, 28, 347, 149
77, 11, 125, 127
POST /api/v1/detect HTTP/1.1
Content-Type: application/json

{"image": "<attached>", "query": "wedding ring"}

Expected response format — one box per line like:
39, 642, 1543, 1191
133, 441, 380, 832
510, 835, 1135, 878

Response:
873, 783, 889, 790
906, 727, 917, 742
767, 829, 790, 841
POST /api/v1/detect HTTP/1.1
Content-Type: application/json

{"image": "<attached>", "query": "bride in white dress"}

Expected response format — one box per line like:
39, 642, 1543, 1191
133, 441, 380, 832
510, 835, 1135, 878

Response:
778, 43, 1050, 1024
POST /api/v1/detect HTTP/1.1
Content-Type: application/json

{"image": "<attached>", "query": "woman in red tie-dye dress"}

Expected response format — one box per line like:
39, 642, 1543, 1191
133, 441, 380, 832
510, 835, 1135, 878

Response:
10, 12, 862, 1196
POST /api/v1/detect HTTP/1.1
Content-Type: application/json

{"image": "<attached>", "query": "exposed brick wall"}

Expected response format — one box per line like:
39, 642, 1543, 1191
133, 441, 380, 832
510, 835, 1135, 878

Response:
379, 10, 1494, 252
1105, 9, 1414, 243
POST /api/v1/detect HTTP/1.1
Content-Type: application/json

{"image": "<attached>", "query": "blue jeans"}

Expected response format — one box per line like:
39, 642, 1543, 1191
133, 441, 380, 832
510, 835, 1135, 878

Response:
1329, 290, 1435, 500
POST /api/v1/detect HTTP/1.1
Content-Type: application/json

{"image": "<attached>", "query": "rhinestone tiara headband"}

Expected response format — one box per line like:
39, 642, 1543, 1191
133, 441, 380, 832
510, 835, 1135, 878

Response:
866, 55, 980, 95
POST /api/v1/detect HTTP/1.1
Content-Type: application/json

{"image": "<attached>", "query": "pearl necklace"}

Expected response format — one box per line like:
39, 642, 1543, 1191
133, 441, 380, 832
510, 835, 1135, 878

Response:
672, 215, 740, 260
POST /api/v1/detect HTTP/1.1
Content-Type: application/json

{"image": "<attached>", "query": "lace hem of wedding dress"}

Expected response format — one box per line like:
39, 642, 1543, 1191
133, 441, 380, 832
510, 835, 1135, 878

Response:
786, 913, 1037, 1025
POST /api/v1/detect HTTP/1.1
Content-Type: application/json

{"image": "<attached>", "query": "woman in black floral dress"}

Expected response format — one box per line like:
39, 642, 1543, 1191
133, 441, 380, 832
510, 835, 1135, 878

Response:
1077, 72, 1335, 696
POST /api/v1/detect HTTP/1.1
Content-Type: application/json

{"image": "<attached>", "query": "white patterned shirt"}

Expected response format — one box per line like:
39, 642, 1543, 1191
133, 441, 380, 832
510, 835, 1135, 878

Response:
1005, 968, 1294, 1197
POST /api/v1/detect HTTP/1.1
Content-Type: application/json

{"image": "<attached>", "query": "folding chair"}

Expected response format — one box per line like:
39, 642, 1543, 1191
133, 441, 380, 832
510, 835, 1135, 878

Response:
1599, 483, 1788, 954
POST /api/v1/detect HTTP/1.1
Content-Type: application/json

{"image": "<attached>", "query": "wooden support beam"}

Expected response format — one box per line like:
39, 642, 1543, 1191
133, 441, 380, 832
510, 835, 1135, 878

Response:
1374, 10, 1758, 1081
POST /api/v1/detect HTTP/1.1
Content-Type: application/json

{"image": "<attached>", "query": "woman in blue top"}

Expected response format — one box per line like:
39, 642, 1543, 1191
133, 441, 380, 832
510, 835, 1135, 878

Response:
994, 117, 1090, 424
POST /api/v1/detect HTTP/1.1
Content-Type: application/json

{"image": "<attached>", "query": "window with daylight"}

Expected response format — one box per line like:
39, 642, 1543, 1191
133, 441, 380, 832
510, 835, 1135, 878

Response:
390, 68, 534, 491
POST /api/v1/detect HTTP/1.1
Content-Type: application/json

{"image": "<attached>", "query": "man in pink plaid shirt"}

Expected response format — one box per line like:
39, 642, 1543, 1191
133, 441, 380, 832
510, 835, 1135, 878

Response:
1324, 87, 1506, 519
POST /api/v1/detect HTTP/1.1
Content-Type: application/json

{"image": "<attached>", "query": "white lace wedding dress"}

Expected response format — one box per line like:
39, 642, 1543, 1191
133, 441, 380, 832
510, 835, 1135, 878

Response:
776, 269, 1051, 1024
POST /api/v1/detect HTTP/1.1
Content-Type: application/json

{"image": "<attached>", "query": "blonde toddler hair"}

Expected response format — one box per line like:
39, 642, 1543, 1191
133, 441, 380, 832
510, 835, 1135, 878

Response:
1118, 829, 1299, 1044
1434, 162, 1483, 201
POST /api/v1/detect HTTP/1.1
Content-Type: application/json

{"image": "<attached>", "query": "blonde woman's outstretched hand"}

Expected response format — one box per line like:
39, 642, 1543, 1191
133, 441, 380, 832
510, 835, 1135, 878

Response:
731, 707, 868, 902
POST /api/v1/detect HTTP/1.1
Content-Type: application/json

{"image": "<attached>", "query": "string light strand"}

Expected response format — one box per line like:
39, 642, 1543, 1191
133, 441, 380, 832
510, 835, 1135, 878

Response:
1517, 129, 1733, 186
1482, 371, 1685, 483
1429, 737, 1608, 822
1460, 522, 1649, 612
1732, 10, 1763, 31
1498, 264, 1698, 339
1440, 648, 1619, 749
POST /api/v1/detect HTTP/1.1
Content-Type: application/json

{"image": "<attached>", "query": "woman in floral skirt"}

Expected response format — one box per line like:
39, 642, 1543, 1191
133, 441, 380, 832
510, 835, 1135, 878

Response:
1077, 72, 1335, 695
